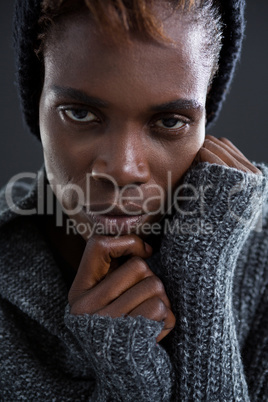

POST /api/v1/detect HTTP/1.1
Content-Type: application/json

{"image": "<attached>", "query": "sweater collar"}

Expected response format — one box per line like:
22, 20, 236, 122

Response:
0, 164, 46, 228
0, 165, 69, 338
0, 165, 163, 338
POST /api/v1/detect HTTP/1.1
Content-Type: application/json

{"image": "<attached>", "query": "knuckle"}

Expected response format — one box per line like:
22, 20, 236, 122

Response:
205, 134, 213, 140
69, 293, 94, 316
168, 311, 176, 328
68, 288, 80, 306
126, 234, 141, 246
218, 136, 228, 142
129, 256, 151, 276
147, 275, 165, 295
69, 300, 84, 316
86, 235, 105, 252
96, 236, 111, 251
203, 138, 211, 147
150, 296, 166, 317
130, 255, 144, 264
91, 237, 119, 262
68, 286, 92, 310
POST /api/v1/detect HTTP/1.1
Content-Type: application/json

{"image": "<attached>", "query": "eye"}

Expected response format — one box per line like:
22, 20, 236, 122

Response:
64, 109, 98, 123
155, 117, 186, 130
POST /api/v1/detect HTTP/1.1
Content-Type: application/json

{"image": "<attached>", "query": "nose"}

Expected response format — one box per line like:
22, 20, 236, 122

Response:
91, 127, 151, 187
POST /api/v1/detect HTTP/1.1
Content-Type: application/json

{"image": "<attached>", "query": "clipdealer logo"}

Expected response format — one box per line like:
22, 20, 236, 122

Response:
4, 170, 264, 236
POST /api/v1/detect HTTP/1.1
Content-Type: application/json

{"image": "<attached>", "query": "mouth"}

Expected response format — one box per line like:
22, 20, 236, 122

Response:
82, 204, 148, 235
84, 203, 144, 215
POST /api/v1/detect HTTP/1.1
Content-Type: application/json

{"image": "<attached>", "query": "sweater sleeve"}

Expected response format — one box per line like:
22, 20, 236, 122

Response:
242, 283, 268, 400
160, 162, 267, 401
64, 307, 173, 402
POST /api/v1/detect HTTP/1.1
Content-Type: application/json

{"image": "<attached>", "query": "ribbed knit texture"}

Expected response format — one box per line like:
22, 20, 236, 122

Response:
0, 162, 268, 400
12, 0, 246, 139
160, 163, 267, 401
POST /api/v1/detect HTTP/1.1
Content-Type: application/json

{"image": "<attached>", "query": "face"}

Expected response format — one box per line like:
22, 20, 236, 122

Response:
39, 5, 212, 241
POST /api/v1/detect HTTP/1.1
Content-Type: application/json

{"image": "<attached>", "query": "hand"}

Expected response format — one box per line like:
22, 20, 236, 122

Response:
197, 135, 261, 175
68, 234, 176, 342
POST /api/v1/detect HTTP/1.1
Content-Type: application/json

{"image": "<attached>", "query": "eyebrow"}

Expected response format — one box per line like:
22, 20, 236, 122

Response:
51, 85, 203, 112
50, 85, 109, 108
149, 99, 203, 113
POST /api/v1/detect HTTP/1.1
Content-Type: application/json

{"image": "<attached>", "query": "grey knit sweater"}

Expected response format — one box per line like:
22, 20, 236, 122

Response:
0, 162, 268, 401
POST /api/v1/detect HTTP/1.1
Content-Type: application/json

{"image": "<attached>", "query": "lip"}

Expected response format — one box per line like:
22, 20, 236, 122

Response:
82, 204, 147, 235
83, 203, 145, 215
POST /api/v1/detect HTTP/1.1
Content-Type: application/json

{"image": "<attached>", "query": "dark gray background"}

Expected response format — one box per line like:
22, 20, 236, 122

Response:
0, 1, 267, 187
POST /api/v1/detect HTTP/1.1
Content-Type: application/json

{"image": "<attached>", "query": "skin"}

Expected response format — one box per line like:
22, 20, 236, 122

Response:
39, 5, 260, 342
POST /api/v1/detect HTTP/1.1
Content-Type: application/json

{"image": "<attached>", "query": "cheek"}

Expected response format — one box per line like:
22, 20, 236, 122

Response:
39, 97, 62, 173
39, 100, 85, 211
160, 123, 205, 192
39, 99, 80, 184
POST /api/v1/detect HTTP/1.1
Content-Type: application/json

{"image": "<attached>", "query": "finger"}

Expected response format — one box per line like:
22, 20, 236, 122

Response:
218, 137, 245, 158
206, 135, 245, 158
156, 316, 175, 343
219, 139, 261, 174
69, 234, 152, 306
198, 147, 228, 166
206, 135, 251, 166
129, 298, 176, 342
205, 136, 261, 174
94, 275, 171, 317
206, 135, 246, 160
70, 256, 155, 314
203, 139, 253, 173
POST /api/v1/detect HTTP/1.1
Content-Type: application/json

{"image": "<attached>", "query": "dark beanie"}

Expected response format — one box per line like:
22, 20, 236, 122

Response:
13, 0, 245, 140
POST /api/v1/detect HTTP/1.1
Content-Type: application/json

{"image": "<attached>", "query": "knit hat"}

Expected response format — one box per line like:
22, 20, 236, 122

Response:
13, 0, 245, 140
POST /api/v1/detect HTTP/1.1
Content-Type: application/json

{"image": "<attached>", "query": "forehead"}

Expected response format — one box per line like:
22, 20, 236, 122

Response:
43, 7, 211, 109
